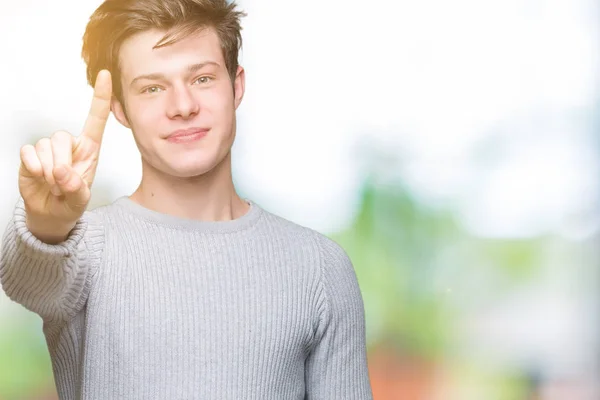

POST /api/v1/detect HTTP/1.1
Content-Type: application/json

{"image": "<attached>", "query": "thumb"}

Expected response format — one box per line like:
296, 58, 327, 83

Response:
53, 164, 91, 211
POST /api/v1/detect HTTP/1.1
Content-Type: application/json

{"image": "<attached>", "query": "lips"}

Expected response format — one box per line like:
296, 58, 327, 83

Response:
166, 127, 209, 143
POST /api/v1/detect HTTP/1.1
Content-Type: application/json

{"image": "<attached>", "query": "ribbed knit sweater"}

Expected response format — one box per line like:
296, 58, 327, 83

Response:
0, 196, 373, 400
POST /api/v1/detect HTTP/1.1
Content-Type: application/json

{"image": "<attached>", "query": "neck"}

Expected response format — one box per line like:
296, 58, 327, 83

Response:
129, 152, 249, 221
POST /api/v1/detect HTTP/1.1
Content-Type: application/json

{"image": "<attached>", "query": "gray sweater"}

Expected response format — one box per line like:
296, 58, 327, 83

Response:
0, 196, 373, 400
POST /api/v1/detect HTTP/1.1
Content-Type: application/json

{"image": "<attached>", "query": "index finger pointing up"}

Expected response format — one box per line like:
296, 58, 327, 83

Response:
81, 69, 113, 144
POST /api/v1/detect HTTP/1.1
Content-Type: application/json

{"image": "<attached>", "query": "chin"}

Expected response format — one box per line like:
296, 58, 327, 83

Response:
164, 157, 223, 178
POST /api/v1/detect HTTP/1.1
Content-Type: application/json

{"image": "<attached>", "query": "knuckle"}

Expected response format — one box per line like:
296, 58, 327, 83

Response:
35, 137, 51, 151
51, 130, 71, 140
62, 179, 80, 194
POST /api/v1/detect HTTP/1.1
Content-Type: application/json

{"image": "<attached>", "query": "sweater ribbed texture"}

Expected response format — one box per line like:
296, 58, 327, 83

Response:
0, 196, 373, 400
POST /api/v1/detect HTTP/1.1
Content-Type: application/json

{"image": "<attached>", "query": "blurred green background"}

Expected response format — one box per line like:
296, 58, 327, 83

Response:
1, 0, 599, 399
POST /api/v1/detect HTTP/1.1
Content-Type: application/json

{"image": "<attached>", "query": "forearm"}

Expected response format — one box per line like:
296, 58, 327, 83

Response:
0, 199, 104, 321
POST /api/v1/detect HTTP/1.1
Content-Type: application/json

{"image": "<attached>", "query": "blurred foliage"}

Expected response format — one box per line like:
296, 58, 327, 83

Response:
0, 311, 55, 400
332, 176, 458, 358
474, 239, 546, 282
331, 173, 546, 363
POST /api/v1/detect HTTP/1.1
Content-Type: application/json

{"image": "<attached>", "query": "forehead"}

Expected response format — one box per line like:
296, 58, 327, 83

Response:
118, 27, 225, 78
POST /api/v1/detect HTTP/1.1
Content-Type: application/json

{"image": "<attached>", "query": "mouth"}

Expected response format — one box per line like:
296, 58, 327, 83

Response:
166, 127, 209, 143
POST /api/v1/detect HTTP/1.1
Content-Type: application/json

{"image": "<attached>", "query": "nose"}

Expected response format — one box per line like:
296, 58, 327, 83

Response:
166, 84, 200, 120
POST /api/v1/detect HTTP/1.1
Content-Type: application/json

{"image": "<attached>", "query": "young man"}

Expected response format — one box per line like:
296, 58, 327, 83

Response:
0, 0, 373, 399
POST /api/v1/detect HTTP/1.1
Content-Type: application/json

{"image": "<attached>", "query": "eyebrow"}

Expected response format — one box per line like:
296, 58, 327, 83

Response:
130, 62, 220, 87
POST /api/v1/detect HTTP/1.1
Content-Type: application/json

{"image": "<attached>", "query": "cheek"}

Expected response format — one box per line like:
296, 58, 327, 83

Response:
207, 83, 235, 109
128, 101, 163, 133
208, 91, 235, 123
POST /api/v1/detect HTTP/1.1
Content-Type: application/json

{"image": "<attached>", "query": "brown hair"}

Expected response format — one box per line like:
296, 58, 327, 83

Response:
81, 0, 246, 104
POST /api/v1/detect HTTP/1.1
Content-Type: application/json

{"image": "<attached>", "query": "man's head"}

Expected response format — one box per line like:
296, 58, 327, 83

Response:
81, 0, 247, 178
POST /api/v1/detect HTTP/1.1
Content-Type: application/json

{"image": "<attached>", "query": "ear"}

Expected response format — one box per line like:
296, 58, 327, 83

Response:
111, 96, 131, 129
233, 65, 245, 110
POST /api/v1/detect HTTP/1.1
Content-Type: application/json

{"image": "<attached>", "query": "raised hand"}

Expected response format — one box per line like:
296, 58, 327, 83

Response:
19, 70, 112, 243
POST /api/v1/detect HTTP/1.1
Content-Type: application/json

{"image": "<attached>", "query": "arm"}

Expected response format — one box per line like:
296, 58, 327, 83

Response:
0, 199, 104, 322
1, 70, 111, 323
304, 236, 374, 400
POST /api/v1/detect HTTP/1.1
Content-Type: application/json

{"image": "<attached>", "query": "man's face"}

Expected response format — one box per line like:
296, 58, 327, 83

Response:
113, 27, 244, 178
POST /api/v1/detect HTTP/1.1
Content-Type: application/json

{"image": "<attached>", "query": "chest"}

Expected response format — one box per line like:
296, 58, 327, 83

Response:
86, 231, 317, 368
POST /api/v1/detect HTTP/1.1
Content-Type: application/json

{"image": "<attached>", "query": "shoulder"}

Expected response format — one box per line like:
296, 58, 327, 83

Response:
255, 204, 316, 237
257, 203, 357, 282
257, 204, 346, 254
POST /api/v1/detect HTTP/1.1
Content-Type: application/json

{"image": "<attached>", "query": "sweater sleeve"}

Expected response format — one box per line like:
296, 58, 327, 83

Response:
304, 235, 374, 400
0, 198, 104, 322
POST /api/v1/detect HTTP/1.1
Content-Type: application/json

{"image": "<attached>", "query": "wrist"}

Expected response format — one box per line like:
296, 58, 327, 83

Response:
25, 214, 76, 245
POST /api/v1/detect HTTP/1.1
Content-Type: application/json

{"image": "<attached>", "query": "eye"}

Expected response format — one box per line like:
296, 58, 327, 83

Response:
141, 86, 163, 94
194, 76, 213, 85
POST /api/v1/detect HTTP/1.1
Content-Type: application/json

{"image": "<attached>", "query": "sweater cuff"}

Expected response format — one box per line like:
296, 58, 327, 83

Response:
1, 198, 105, 322
13, 199, 88, 259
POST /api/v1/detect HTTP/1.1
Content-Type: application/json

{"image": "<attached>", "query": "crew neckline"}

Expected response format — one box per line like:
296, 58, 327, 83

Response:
113, 196, 263, 233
